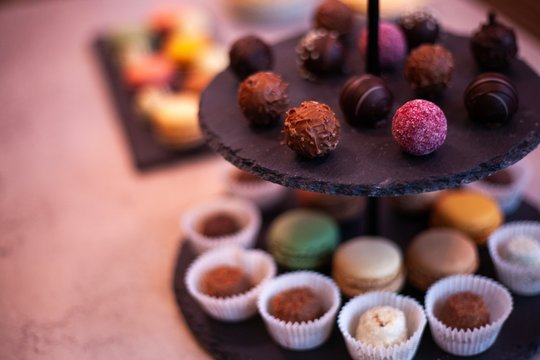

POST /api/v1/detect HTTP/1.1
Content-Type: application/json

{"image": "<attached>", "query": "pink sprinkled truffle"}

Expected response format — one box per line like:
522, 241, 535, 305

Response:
392, 99, 447, 155
359, 22, 407, 70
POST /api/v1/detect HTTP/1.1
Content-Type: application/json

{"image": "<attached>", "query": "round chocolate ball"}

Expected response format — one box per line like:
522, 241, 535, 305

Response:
296, 29, 346, 80
339, 74, 393, 127
229, 35, 274, 80
359, 22, 407, 70
405, 44, 454, 98
438, 291, 490, 330
392, 99, 447, 156
398, 10, 440, 50
471, 13, 518, 71
283, 101, 341, 158
237, 71, 289, 127
464, 72, 518, 127
270, 287, 323, 323
314, 0, 354, 36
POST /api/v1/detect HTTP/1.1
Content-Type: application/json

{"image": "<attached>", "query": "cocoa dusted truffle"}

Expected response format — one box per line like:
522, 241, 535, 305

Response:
237, 71, 289, 126
339, 74, 393, 127
270, 287, 323, 323
296, 29, 346, 80
201, 265, 253, 298
405, 44, 454, 98
464, 72, 518, 127
200, 212, 241, 237
229, 35, 273, 80
471, 13, 518, 71
283, 101, 341, 158
398, 10, 440, 50
314, 0, 354, 36
438, 291, 490, 330
392, 99, 447, 156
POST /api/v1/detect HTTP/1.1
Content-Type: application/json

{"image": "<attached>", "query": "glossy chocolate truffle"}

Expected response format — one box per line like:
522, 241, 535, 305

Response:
438, 291, 490, 330
359, 22, 407, 70
314, 0, 354, 36
201, 265, 252, 298
238, 71, 289, 126
200, 212, 241, 237
392, 99, 447, 156
269, 287, 323, 323
398, 10, 440, 49
464, 72, 518, 127
405, 44, 454, 98
471, 13, 518, 71
296, 29, 346, 80
283, 101, 341, 158
339, 74, 393, 127
229, 35, 274, 80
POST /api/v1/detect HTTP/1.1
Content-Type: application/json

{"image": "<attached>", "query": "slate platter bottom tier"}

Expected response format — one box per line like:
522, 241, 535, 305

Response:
174, 198, 540, 360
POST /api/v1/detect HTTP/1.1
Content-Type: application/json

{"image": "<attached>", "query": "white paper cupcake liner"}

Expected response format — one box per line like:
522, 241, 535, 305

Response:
337, 292, 426, 360
185, 245, 277, 322
181, 196, 261, 255
223, 165, 289, 211
488, 221, 540, 295
425, 275, 513, 356
466, 161, 530, 214
257, 271, 341, 350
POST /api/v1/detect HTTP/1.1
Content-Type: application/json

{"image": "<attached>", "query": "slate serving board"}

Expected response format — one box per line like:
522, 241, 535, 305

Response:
174, 199, 540, 360
199, 32, 540, 196
93, 37, 213, 171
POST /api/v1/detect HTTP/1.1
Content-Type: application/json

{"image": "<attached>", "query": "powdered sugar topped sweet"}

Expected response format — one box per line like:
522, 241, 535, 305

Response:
391, 99, 447, 155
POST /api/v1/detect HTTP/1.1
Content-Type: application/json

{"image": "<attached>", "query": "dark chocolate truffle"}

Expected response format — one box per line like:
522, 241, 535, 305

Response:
296, 29, 346, 80
471, 13, 518, 71
405, 44, 454, 98
270, 287, 323, 323
201, 265, 252, 298
314, 0, 354, 36
200, 212, 241, 237
237, 71, 289, 126
464, 72, 518, 127
283, 101, 341, 158
229, 35, 274, 80
398, 10, 440, 50
482, 169, 513, 185
438, 291, 490, 330
339, 74, 393, 127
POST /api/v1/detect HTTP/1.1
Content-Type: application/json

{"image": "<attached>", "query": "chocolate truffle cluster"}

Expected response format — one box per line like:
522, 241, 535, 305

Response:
227, 5, 521, 162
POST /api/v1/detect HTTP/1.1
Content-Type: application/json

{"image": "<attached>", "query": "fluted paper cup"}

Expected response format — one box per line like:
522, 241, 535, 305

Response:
223, 165, 289, 211
337, 292, 426, 360
257, 271, 341, 350
466, 162, 530, 214
488, 221, 540, 295
181, 196, 261, 254
425, 275, 513, 356
185, 245, 276, 322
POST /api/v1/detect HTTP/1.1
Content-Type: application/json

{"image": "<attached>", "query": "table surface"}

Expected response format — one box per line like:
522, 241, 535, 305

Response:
0, 1, 539, 359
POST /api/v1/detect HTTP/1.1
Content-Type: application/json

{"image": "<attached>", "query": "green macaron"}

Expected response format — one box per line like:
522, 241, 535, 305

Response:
267, 209, 340, 269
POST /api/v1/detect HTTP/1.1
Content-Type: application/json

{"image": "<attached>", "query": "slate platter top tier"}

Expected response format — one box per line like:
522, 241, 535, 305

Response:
199, 32, 540, 196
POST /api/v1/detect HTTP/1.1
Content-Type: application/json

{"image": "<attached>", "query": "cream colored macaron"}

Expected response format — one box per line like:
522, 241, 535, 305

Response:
332, 237, 405, 297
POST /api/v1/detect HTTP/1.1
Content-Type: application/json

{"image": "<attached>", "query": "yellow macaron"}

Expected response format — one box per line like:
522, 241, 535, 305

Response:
431, 190, 503, 245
